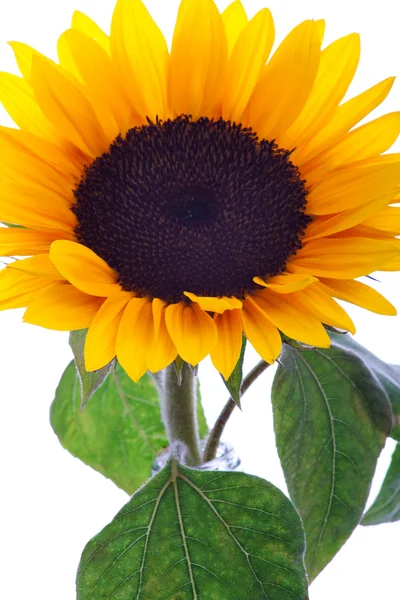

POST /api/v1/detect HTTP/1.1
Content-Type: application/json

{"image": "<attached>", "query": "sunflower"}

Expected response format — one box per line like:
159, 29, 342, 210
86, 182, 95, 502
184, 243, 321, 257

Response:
1, 0, 400, 383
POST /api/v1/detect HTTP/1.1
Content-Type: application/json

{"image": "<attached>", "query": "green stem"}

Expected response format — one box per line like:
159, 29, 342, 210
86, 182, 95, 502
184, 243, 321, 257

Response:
160, 362, 202, 466
203, 360, 270, 463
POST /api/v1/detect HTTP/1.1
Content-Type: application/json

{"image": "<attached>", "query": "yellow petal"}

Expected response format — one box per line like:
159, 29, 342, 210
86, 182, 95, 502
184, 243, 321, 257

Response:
23, 282, 103, 330
241, 297, 281, 363
296, 77, 395, 165
254, 273, 317, 294
8, 254, 65, 280
58, 29, 130, 139
319, 278, 397, 316
246, 20, 321, 140
328, 224, 394, 241
210, 309, 243, 380
85, 291, 133, 371
0, 72, 57, 141
222, 1, 248, 56
251, 290, 331, 347
71, 10, 110, 54
315, 20, 326, 44
31, 56, 108, 157
292, 283, 356, 333
116, 297, 154, 382
0, 182, 76, 232
282, 33, 360, 150
222, 8, 274, 122
307, 159, 400, 214
8, 42, 48, 80
0, 267, 51, 310
0, 147, 73, 196
289, 237, 400, 279
57, 32, 84, 81
49, 240, 119, 296
0, 126, 82, 181
363, 206, 400, 235
165, 301, 217, 366
184, 291, 242, 313
304, 194, 396, 241
110, 0, 169, 120
376, 240, 400, 271
304, 112, 400, 176
0, 227, 73, 256
170, 0, 228, 119
147, 298, 178, 373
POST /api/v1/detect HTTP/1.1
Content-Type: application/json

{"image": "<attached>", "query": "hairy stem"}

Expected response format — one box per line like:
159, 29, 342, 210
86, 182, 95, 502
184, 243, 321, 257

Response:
160, 362, 202, 466
203, 360, 270, 463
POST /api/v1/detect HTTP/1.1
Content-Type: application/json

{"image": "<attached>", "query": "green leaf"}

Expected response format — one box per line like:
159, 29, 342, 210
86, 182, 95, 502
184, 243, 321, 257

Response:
196, 378, 208, 439
221, 335, 246, 407
174, 355, 184, 384
329, 332, 400, 441
77, 462, 308, 599
69, 330, 113, 409
272, 340, 392, 581
362, 443, 400, 525
51, 361, 168, 495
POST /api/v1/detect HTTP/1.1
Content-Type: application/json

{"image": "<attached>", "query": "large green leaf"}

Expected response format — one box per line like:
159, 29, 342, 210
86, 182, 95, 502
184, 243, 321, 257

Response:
362, 442, 400, 525
330, 332, 400, 440
272, 340, 392, 581
51, 361, 168, 495
69, 330, 114, 410
77, 462, 308, 599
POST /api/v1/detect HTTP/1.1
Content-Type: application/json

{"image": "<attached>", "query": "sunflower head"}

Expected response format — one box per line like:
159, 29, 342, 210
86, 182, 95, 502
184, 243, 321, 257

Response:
72, 115, 310, 303
1, 0, 399, 382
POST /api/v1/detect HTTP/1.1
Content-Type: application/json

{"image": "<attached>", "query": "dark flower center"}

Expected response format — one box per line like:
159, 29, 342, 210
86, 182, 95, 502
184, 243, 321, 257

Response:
72, 116, 310, 303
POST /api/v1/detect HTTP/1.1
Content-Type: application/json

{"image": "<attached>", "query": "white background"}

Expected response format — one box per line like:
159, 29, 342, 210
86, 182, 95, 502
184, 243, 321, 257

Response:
1, 0, 400, 598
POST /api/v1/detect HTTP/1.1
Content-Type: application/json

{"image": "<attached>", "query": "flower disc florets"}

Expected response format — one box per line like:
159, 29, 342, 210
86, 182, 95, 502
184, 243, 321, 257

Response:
73, 116, 310, 303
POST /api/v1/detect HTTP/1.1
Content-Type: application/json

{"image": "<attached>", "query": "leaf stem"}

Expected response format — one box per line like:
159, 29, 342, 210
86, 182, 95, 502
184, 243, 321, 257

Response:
160, 362, 202, 466
203, 360, 270, 463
